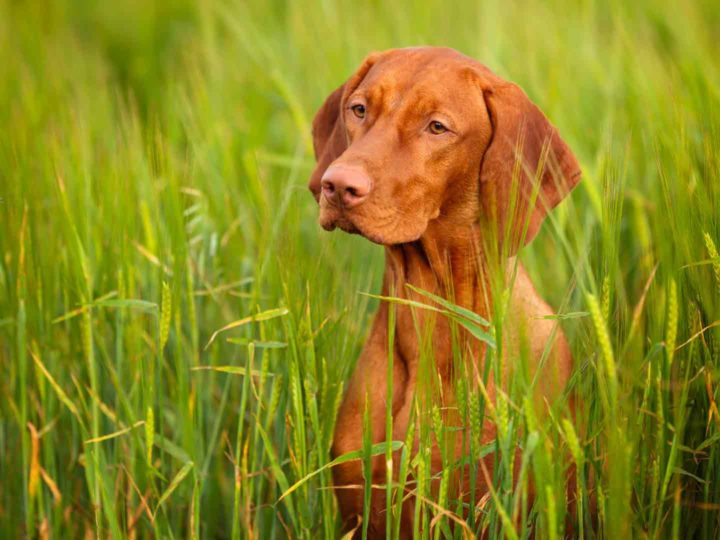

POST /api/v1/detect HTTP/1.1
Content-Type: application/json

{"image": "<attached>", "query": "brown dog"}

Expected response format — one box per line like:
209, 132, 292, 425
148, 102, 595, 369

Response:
308, 47, 580, 537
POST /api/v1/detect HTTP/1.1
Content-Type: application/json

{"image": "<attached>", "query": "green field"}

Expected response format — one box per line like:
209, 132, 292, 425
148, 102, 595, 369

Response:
2, 0, 720, 538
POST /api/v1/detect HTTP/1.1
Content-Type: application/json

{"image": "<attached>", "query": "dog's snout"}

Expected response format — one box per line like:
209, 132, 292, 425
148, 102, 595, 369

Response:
320, 166, 371, 208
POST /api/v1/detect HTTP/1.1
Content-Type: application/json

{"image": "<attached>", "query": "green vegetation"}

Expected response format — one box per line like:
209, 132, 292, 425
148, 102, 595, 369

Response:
1, 0, 719, 537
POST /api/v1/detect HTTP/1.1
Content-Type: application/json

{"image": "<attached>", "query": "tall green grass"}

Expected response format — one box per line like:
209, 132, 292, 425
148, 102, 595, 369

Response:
1, 0, 719, 537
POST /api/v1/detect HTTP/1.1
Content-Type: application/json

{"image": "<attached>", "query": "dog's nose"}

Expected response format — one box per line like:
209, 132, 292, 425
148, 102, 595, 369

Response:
320, 165, 371, 208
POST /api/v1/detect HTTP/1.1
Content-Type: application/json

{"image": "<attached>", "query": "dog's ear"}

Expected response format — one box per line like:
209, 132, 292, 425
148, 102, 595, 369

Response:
308, 54, 380, 201
478, 74, 581, 255
308, 84, 346, 201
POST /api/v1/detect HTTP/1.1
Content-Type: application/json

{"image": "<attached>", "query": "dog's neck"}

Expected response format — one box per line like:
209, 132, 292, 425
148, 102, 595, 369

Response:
380, 219, 499, 385
383, 220, 493, 318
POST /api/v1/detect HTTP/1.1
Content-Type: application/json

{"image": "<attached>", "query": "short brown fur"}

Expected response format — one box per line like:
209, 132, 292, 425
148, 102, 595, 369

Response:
308, 47, 581, 538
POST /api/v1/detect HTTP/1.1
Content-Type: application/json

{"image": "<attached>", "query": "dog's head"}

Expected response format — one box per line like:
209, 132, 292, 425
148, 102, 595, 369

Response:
309, 47, 580, 253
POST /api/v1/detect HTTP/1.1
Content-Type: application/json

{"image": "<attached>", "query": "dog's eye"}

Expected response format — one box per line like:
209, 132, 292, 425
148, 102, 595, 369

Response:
350, 104, 366, 119
428, 120, 447, 134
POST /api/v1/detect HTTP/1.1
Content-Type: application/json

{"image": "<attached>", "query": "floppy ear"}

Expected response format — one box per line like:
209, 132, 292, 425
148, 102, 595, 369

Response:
308, 84, 347, 201
479, 78, 581, 255
308, 54, 380, 201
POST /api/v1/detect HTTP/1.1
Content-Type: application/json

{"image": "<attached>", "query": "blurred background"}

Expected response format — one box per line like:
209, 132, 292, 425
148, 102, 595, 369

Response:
1, 0, 719, 538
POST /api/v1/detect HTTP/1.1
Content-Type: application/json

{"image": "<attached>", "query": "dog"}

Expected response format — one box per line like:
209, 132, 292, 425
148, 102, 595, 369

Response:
308, 47, 581, 538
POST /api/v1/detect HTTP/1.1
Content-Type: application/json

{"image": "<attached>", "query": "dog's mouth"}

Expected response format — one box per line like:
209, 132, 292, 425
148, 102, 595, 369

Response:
321, 214, 358, 234
318, 206, 391, 245
318, 193, 433, 246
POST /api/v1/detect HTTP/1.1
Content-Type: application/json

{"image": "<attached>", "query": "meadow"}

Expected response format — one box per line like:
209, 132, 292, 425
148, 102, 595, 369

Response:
1, 0, 719, 538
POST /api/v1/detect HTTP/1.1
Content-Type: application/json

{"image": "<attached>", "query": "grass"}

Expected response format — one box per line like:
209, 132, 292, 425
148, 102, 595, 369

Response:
1, 0, 719, 537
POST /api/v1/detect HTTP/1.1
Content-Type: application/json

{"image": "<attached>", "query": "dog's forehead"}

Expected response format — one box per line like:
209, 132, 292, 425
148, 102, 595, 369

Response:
358, 51, 478, 110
